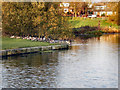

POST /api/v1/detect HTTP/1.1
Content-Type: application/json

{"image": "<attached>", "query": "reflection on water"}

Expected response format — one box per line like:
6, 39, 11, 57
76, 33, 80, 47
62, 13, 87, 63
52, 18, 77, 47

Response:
2, 34, 119, 88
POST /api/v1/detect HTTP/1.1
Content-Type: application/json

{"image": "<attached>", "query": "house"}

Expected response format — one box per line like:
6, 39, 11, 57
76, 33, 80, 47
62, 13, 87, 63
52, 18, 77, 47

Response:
59, 2, 115, 17
60, 3, 70, 13
60, 2, 88, 17
89, 2, 114, 16
59, 2, 75, 16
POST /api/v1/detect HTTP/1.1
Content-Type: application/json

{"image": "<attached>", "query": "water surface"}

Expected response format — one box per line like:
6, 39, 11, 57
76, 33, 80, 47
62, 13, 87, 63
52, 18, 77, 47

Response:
2, 34, 119, 88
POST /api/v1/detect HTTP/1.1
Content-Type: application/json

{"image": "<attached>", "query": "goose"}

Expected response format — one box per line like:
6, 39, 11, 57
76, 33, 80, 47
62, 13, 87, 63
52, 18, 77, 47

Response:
10, 36, 15, 38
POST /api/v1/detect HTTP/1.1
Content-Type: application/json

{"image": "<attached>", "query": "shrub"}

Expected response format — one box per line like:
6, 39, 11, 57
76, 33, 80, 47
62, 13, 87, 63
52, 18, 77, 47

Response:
101, 13, 105, 17
108, 14, 118, 25
85, 30, 103, 36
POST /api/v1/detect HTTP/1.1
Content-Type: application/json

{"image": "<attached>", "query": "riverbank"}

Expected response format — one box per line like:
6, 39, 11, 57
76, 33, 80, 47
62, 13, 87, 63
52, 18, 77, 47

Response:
70, 18, 119, 38
69, 18, 119, 29
72, 25, 119, 39
1, 37, 70, 56
2, 37, 60, 50
1, 44, 69, 57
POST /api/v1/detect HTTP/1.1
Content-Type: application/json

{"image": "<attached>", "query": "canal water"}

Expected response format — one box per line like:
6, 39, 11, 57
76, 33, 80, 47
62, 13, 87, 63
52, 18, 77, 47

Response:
1, 34, 119, 88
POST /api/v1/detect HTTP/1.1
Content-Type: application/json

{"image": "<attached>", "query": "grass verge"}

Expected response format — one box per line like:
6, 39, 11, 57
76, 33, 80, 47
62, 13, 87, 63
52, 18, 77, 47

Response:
69, 18, 118, 29
2, 37, 59, 50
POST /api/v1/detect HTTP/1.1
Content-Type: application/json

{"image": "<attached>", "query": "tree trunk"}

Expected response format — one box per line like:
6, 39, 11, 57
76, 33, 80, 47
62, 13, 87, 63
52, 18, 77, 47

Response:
74, 5, 77, 17
38, 28, 41, 38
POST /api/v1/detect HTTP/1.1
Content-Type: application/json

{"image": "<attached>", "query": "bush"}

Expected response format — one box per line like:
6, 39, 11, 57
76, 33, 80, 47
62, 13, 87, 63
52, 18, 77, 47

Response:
108, 14, 118, 25
85, 30, 103, 36
101, 13, 105, 17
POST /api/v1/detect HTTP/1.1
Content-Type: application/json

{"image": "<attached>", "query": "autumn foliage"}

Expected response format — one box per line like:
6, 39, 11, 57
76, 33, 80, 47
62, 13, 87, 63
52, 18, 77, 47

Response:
2, 2, 73, 39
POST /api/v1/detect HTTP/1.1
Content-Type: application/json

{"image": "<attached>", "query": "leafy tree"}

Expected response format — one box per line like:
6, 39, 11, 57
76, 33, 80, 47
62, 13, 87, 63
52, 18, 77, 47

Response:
2, 2, 36, 36
2, 2, 73, 39
107, 2, 119, 25
69, 2, 88, 17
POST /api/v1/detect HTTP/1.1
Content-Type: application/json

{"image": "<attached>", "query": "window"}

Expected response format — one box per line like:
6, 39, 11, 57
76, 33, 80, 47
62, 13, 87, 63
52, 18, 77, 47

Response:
64, 9, 68, 13
63, 3, 69, 7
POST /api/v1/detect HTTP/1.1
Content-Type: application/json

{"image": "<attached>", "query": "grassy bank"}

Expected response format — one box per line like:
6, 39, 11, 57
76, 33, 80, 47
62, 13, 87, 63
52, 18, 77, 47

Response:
2, 37, 59, 50
73, 26, 104, 38
69, 18, 119, 29
69, 18, 119, 38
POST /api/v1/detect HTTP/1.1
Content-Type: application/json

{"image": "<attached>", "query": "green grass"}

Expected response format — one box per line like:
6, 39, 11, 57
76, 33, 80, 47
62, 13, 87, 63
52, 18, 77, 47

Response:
69, 18, 118, 29
2, 37, 59, 50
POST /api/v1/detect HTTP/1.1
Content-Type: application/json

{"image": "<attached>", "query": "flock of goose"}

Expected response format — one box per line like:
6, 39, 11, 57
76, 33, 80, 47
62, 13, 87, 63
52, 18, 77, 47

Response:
10, 36, 72, 45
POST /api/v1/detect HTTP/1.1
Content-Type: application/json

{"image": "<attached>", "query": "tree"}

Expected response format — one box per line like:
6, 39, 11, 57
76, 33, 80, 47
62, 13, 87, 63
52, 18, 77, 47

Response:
2, 2, 73, 39
107, 2, 119, 25
2, 2, 45, 36
31, 2, 46, 38
69, 2, 88, 17
118, 2, 120, 26
47, 4, 59, 39
3, 2, 34, 36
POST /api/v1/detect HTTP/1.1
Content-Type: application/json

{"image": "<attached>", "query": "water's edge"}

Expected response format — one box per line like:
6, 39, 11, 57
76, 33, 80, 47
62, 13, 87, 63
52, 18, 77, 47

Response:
0, 44, 69, 57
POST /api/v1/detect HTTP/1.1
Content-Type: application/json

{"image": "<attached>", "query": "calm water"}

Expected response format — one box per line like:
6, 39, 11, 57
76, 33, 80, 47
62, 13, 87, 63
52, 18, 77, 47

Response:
1, 34, 119, 88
